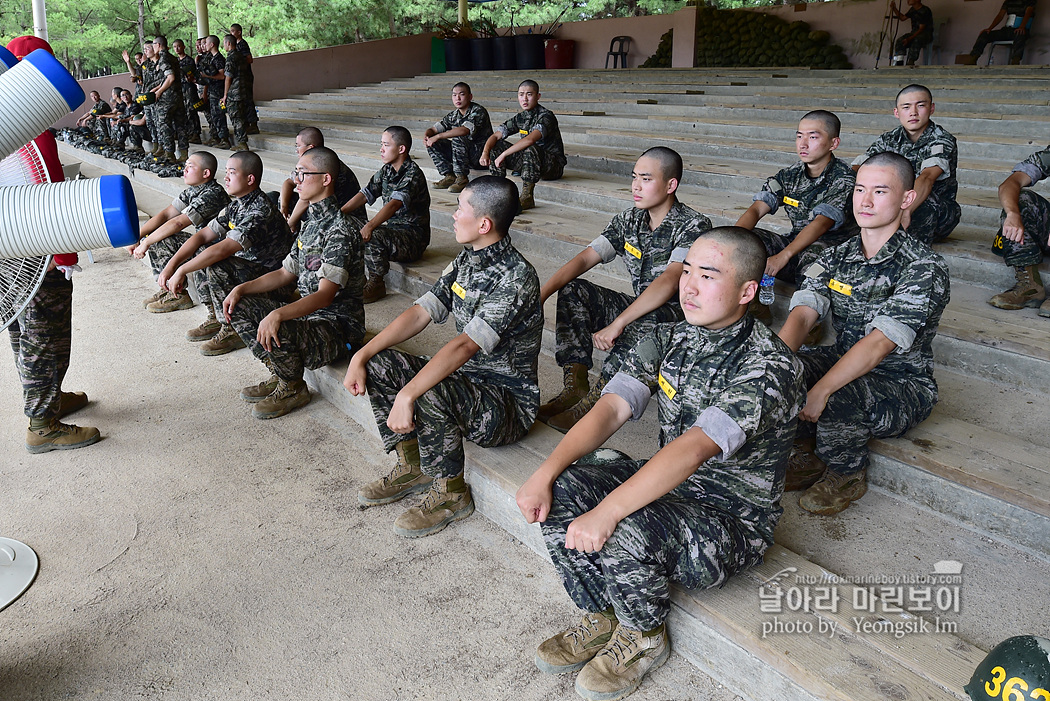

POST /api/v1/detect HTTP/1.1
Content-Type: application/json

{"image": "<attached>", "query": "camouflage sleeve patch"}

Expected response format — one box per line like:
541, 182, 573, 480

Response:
603, 372, 652, 421
692, 405, 746, 459
1013, 161, 1044, 186
173, 192, 191, 211
812, 203, 845, 228
463, 316, 500, 354
532, 114, 550, 138
1014, 148, 1050, 185
415, 291, 449, 324
919, 155, 951, 179
283, 252, 298, 276
419, 259, 457, 323
319, 262, 348, 288
588, 235, 617, 264
226, 227, 250, 250
790, 290, 830, 321
867, 315, 914, 351
183, 205, 205, 228
363, 171, 382, 206
864, 255, 948, 353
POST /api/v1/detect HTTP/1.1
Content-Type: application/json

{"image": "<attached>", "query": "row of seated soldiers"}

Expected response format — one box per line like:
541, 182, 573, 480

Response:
63, 79, 1044, 701
77, 27, 257, 163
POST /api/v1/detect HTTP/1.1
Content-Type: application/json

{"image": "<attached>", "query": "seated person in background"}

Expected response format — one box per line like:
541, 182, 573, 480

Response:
340, 126, 431, 304
224, 146, 366, 420
278, 127, 363, 230
987, 145, 1050, 317
891, 0, 933, 66
961, 0, 1036, 65
736, 110, 858, 321
481, 80, 567, 211
123, 90, 151, 154
344, 176, 541, 539
101, 88, 129, 147
158, 151, 294, 357
779, 153, 950, 516
853, 84, 959, 244
75, 91, 111, 141
516, 228, 804, 701
133, 151, 230, 313
539, 147, 711, 433
425, 82, 494, 193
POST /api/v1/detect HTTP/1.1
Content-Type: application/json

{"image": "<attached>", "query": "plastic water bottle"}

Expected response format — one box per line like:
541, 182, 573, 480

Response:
759, 275, 776, 306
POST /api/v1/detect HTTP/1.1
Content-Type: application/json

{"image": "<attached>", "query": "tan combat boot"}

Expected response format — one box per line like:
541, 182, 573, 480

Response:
199, 324, 246, 356
393, 473, 474, 538
252, 378, 311, 419
988, 265, 1045, 310
448, 175, 469, 193
362, 275, 386, 304
432, 174, 456, 189
186, 305, 222, 342
358, 439, 432, 506
784, 438, 826, 491
538, 363, 590, 422
575, 625, 670, 701
56, 391, 89, 419
519, 181, 536, 211
146, 290, 194, 313
799, 469, 868, 515
535, 610, 618, 674
26, 418, 101, 454
547, 377, 608, 434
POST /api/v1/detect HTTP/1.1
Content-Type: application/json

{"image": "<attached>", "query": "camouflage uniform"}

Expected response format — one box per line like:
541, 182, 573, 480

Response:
8, 270, 74, 420
140, 57, 160, 145
790, 229, 950, 476
199, 51, 229, 143
285, 159, 364, 224
178, 53, 202, 140
230, 196, 366, 380
969, 0, 1036, 63
853, 122, 961, 244
542, 316, 804, 632
235, 38, 258, 126
555, 201, 711, 379
153, 49, 188, 155
109, 101, 129, 146
366, 235, 542, 478
361, 156, 431, 277
125, 103, 151, 148
88, 99, 111, 141
427, 102, 494, 177
148, 180, 231, 294
751, 156, 859, 286
223, 49, 249, 146
487, 105, 567, 183
894, 5, 934, 65
201, 189, 294, 312
992, 147, 1050, 266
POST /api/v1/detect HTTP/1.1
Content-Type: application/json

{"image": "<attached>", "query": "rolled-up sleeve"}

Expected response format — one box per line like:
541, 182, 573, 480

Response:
693, 406, 746, 460
603, 372, 651, 421
415, 291, 449, 324
588, 235, 617, 264
790, 289, 830, 321
464, 316, 500, 353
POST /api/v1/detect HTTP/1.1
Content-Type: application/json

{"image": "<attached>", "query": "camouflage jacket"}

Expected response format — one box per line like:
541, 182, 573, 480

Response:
590, 200, 712, 299
140, 58, 160, 93
362, 156, 431, 233
790, 229, 950, 390
854, 121, 958, 206
434, 102, 494, 151
153, 50, 183, 104
224, 50, 247, 98
754, 156, 858, 239
415, 235, 542, 420
235, 38, 254, 77
208, 188, 293, 270
605, 315, 804, 531
198, 52, 225, 88
174, 180, 230, 229
282, 195, 365, 341
497, 104, 568, 168
177, 55, 199, 94
1013, 146, 1050, 185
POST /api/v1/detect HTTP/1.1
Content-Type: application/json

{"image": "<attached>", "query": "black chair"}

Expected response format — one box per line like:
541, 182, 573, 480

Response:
606, 36, 631, 69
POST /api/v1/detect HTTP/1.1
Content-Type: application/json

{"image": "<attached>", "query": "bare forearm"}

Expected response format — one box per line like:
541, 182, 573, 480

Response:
533, 395, 633, 485
355, 305, 432, 365
541, 248, 601, 302
785, 215, 835, 256
612, 264, 681, 329
368, 199, 403, 229
735, 200, 770, 230
399, 334, 480, 402
779, 306, 820, 352
234, 268, 296, 297
811, 330, 897, 399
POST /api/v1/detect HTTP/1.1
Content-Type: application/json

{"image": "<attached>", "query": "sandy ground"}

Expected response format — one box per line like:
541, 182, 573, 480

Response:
0, 246, 742, 700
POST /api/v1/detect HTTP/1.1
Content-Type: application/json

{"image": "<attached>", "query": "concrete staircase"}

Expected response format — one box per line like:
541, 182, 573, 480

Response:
60, 65, 1050, 701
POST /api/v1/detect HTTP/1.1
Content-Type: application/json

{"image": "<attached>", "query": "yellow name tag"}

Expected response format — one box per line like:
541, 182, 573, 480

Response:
624, 241, 642, 259
228, 220, 235, 230
296, 238, 303, 250
518, 129, 529, 136
783, 196, 800, 208
658, 373, 677, 401
828, 279, 852, 296
451, 281, 466, 299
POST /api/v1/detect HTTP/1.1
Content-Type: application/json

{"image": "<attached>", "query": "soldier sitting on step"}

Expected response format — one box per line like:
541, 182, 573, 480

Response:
277, 127, 363, 231
779, 152, 950, 516
853, 84, 960, 245
539, 147, 711, 434
480, 79, 567, 211
223, 147, 366, 420
736, 110, 859, 323
516, 228, 804, 701
343, 176, 542, 539
158, 151, 294, 357
132, 151, 230, 314
987, 145, 1050, 318
424, 82, 494, 194
340, 126, 431, 304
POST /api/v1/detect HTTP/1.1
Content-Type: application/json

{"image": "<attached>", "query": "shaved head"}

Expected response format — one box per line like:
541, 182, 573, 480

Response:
696, 226, 767, 286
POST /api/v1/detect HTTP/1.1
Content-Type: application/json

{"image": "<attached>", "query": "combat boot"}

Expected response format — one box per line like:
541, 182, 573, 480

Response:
252, 377, 311, 419
362, 275, 386, 304
142, 288, 167, 308
988, 265, 1045, 310
1040, 299, 1050, 318
246, 123, 260, 135
186, 306, 222, 342
233, 142, 249, 152
448, 175, 469, 193
147, 290, 194, 313
785, 438, 826, 491
26, 418, 101, 454
393, 473, 474, 538
199, 324, 246, 356
536, 610, 618, 674
538, 363, 590, 422
519, 181, 536, 211
799, 468, 868, 515
174, 151, 188, 164
188, 134, 202, 144
358, 439, 432, 505
216, 139, 231, 150
432, 174, 456, 189
56, 391, 89, 419
241, 363, 279, 403
575, 625, 670, 701
547, 376, 607, 434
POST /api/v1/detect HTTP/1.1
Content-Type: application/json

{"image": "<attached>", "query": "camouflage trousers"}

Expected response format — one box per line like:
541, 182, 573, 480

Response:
128, 124, 151, 148
796, 346, 937, 475
182, 83, 202, 138
90, 117, 109, 141
200, 256, 276, 314
225, 96, 248, 146
752, 227, 852, 288
110, 121, 128, 147
7, 270, 73, 419
155, 97, 189, 154
206, 88, 229, 142
905, 192, 960, 245
894, 32, 932, 65
148, 232, 207, 298
427, 137, 483, 177
145, 104, 158, 145
487, 139, 564, 184
993, 189, 1050, 267
229, 292, 355, 382
554, 280, 680, 379
542, 453, 771, 632
365, 348, 532, 479
364, 226, 430, 277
